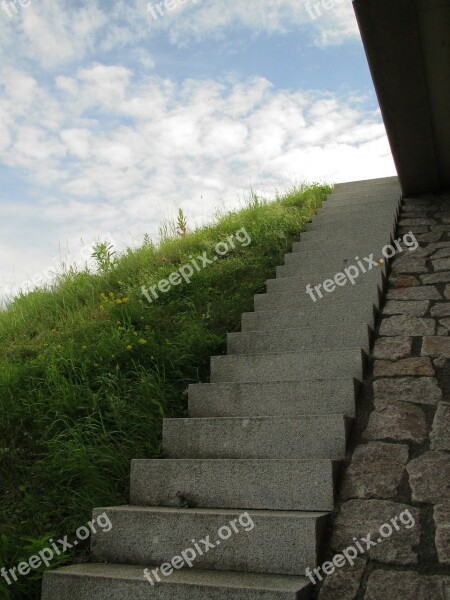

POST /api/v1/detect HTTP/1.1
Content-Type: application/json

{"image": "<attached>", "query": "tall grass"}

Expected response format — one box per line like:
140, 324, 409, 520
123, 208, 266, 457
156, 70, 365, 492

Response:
0, 183, 331, 599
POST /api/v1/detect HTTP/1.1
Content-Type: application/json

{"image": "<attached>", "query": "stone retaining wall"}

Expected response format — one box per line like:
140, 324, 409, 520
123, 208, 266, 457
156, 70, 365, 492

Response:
317, 192, 450, 600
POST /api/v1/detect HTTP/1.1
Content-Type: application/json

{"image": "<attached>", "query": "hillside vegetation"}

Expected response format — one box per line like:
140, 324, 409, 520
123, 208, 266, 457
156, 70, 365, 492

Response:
0, 184, 331, 599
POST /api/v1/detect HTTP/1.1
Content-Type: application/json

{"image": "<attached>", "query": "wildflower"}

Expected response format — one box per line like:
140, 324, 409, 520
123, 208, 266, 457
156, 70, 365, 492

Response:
127, 344, 133, 351
138, 339, 147, 345
81, 345, 87, 350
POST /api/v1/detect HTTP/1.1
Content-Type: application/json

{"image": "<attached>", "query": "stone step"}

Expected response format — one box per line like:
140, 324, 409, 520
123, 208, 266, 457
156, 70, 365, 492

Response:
320, 196, 400, 210
130, 458, 338, 511
254, 288, 380, 311
42, 564, 312, 600
209, 349, 366, 383
334, 175, 400, 188
227, 324, 371, 356
265, 273, 385, 295
312, 204, 398, 219
163, 415, 348, 460
284, 244, 396, 264
283, 249, 389, 270
316, 194, 401, 211
324, 186, 400, 198
305, 218, 397, 233
90, 506, 328, 576
275, 262, 386, 281
292, 232, 395, 250
241, 305, 376, 331
297, 229, 395, 243
309, 217, 397, 232
188, 379, 360, 419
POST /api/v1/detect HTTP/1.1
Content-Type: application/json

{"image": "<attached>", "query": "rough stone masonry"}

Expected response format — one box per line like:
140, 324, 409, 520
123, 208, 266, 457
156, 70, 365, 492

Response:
317, 191, 450, 600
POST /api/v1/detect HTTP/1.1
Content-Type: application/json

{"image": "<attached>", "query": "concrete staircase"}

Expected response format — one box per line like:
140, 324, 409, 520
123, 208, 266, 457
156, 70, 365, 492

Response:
41, 176, 401, 599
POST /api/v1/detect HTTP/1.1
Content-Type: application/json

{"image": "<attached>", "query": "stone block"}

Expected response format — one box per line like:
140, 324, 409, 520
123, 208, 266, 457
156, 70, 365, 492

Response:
383, 300, 430, 317
374, 357, 434, 377
430, 403, 450, 451
373, 337, 412, 360
387, 286, 442, 300
407, 452, 450, 503
373, 377, 442, 406
365, 571, 447, 600
341, 443, 408, 500
422, 337, 450, 358
379, 316, 435, 337
434, 503, 450, 565
363, 399, 428, 443
331, 500, 420, 565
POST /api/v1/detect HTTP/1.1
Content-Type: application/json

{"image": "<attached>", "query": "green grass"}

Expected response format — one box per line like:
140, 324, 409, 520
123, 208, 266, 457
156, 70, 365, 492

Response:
0, 183, 331, 599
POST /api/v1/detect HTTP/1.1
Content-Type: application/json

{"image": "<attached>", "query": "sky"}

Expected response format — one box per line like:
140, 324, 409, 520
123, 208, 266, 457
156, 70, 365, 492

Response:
0, 0, 397, 302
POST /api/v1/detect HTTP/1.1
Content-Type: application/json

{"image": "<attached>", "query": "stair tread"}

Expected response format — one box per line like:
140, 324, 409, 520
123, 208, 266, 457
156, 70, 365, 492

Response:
44, 563, 311, 592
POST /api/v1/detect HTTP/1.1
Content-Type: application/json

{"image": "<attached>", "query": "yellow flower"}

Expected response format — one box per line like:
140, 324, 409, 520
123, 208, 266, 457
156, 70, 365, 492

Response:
81, 345, 87, 350
138, 339, 147, 345
127, 344, 133, 351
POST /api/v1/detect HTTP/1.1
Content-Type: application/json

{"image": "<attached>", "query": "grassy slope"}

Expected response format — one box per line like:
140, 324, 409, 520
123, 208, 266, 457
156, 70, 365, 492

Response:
0, 184, 331, 599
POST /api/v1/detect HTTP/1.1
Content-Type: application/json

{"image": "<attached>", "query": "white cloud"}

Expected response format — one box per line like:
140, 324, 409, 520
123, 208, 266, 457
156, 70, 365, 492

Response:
0, 66, 395, 252
0, 0, 358, 75
0, 0, 390, 302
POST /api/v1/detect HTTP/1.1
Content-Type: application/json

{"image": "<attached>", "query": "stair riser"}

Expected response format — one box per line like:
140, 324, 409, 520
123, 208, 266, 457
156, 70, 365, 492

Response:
317, 200, 400, 213
90, 508, 327, 575
283, 249, 393, 267
255, 287, 381, 311
241, 308, 376, 332
265, 275, 385, 295
310, 214, 396, 228
163, 416, 348, 460
210, 353, 364, 383
296, 230, 394, 242
188, 381, 358, 418
276, 263, 386, 280
227, 327, 370, 355
42, 573, 311, 600
130, 459, 337, 511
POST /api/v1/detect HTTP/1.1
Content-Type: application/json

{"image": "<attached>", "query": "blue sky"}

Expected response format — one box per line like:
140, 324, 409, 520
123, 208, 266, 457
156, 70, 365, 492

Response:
0, 0, 396, 301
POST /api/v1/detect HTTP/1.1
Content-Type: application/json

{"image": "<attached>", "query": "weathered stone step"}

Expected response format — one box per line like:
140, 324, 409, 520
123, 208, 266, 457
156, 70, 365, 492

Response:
276, 262, 386, 280
227, 324, 371, 355
188, 379, 359, 419
297, 229, 395, 243
42, 564, 312, 600
305, 218, 396, 234
163, 415, 348, 460
334, 175, 399, 188
320, 196, 400, 211
313, 204, 398, 220
292, 231, 395, 251
255, 286, 381, 311
130, 458, 338, 511
318, 195, 400, 208
209, 349, 365, 383
90, 506, 328, 575
283, 246, 393, 265
241, 305, 376, 331
265, 274, 385, 295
